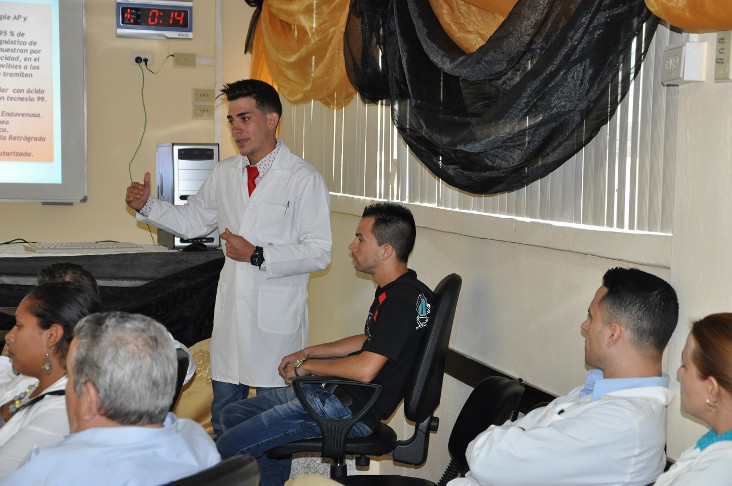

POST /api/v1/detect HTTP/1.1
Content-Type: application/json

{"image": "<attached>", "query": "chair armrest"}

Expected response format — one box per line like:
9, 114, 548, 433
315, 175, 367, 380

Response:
290, 375, 382, 460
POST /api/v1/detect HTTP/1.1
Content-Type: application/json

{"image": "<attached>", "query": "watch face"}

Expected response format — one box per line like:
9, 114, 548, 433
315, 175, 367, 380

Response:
251, 248, 264, 266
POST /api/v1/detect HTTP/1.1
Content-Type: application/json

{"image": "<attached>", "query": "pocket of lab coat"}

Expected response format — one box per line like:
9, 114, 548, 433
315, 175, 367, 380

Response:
257, 285, 302, 334
257, 200, 291, 244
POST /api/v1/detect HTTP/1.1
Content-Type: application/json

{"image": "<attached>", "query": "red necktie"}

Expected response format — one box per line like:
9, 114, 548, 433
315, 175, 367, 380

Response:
246, 165, 259, 196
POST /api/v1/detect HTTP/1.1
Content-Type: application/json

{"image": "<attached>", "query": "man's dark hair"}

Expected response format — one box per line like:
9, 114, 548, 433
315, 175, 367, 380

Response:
220, 79, 283, 117
37, 262, 99, 295
600, 267, 678, 354
361, 203, 416, 263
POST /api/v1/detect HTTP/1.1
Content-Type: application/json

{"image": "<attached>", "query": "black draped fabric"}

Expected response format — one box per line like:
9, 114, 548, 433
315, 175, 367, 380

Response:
244, 0, 263, 53
0, 257, 223, 347
344, 0, 658, 194
101, 257, 223, 347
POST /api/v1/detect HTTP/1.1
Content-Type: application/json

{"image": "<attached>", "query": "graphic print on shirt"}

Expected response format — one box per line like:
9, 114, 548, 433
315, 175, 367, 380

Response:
365, 292, 387, 341
415, 293, 430, 329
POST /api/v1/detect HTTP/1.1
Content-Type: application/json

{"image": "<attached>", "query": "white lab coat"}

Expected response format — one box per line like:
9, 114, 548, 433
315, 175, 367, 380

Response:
138, 142, 332, 386
449, 384, 675, 486
0, 367, 68, 479
654, 439, 732, 486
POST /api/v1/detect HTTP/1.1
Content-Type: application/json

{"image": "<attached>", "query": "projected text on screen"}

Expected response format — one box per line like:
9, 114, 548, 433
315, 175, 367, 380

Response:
1, 0, 61, 184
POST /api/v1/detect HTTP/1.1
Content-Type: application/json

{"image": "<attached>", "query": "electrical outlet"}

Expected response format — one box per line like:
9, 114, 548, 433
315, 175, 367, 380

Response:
715, 31, 732, 82
193, 89, 216, 103
130, 52, 153, 66
174, 52, 196, 67
192, 105, 214, 119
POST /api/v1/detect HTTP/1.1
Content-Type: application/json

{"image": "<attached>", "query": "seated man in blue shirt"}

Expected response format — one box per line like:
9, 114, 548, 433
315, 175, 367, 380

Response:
449, 267, 679, 486
0, 311, 220, 486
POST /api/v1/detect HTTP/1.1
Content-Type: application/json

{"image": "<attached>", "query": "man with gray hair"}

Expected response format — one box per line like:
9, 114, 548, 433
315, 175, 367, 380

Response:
0, 311, 220, 486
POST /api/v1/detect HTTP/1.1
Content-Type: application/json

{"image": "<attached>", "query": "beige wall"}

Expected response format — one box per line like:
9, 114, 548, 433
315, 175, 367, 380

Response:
1, 2, 731, 480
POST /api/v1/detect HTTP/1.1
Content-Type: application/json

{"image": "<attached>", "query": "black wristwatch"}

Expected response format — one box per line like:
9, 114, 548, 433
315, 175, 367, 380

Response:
250, 246, 265, 268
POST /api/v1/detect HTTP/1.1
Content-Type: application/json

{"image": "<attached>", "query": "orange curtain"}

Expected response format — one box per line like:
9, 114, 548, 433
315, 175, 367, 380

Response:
252, 0, 732, 108
645, 0, 732, 31
249, 0, 518, 109
250, 0, 354, 110
249, 0, 732, 109
429, 0, 517, 53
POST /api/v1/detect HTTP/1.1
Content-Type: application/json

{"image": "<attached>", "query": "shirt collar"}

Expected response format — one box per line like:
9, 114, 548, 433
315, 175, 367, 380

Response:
696, 428, 732, 451
243, 138, 281, 182
579, 368, 669, 401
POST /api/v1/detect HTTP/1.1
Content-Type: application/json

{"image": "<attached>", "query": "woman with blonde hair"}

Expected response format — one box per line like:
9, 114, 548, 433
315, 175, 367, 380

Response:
655, 313, 732, 485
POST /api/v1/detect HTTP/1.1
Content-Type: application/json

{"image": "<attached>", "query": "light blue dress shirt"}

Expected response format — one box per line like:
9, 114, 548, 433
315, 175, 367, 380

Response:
579, 368, 669, 401
0, 413, 220, 486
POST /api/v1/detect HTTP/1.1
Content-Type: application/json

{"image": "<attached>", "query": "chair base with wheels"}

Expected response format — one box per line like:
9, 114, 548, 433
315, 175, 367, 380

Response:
332, 375, 525, 486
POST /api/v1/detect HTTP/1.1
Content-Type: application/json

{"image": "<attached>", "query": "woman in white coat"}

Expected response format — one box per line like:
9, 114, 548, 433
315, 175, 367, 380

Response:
654, 313, 732, 485
0, 282, 101, 477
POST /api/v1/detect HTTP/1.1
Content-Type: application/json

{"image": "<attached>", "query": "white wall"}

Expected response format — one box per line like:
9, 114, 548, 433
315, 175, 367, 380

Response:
665, 34, 732, 458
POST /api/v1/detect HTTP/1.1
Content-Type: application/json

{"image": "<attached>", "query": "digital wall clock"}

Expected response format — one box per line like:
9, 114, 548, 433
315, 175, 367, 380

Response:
116, 1, 193, 39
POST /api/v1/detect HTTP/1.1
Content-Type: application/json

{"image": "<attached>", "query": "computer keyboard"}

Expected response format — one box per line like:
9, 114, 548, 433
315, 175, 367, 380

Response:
23, 241, 145, 253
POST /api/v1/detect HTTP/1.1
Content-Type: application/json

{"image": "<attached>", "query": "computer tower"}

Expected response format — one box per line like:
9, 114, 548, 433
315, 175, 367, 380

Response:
156, 143, 220, 249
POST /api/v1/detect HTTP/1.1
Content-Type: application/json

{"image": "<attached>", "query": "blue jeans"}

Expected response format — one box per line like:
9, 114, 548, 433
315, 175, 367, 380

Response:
210, 380, 281, 438
216, 385, 372, 486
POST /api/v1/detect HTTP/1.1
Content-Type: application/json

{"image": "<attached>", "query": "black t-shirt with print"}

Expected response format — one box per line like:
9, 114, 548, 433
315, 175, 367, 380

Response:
341, 269, 434, 430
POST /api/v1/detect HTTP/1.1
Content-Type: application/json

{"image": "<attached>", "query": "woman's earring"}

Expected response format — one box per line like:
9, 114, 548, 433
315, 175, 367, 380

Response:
705, 397, 718, 408
42, 351, 52, 375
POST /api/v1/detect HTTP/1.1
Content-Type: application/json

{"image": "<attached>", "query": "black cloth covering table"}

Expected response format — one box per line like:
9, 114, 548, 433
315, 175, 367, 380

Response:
0, 250, 224, 347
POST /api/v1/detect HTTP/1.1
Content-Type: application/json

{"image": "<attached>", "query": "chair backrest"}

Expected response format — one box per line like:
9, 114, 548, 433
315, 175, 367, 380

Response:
162, 455, 259, 486
448, 376, 525, 475
170, 347, 189, 411
403, 273, 462, 422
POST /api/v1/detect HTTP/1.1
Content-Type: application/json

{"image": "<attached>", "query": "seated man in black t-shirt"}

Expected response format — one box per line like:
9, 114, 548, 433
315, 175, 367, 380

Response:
215, 202, 434, 486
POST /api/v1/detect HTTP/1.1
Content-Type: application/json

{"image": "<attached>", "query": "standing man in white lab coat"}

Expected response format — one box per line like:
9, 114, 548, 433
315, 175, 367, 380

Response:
125, 79, 332, 437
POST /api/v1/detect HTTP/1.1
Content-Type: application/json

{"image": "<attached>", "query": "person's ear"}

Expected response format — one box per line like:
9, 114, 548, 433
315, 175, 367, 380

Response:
707, 376, 720, 402
381, 243, 394, 261
45, 323, 64, 348
81, 381, 102, 421
606, 322, 623, 347
266, 111, 280, 131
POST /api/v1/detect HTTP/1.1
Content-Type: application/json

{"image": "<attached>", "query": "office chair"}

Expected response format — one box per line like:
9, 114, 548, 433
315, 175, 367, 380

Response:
333, 375, 526, 485
162, 455, 259, 486
170, 348, 189, 411
268, 273, 462, 479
